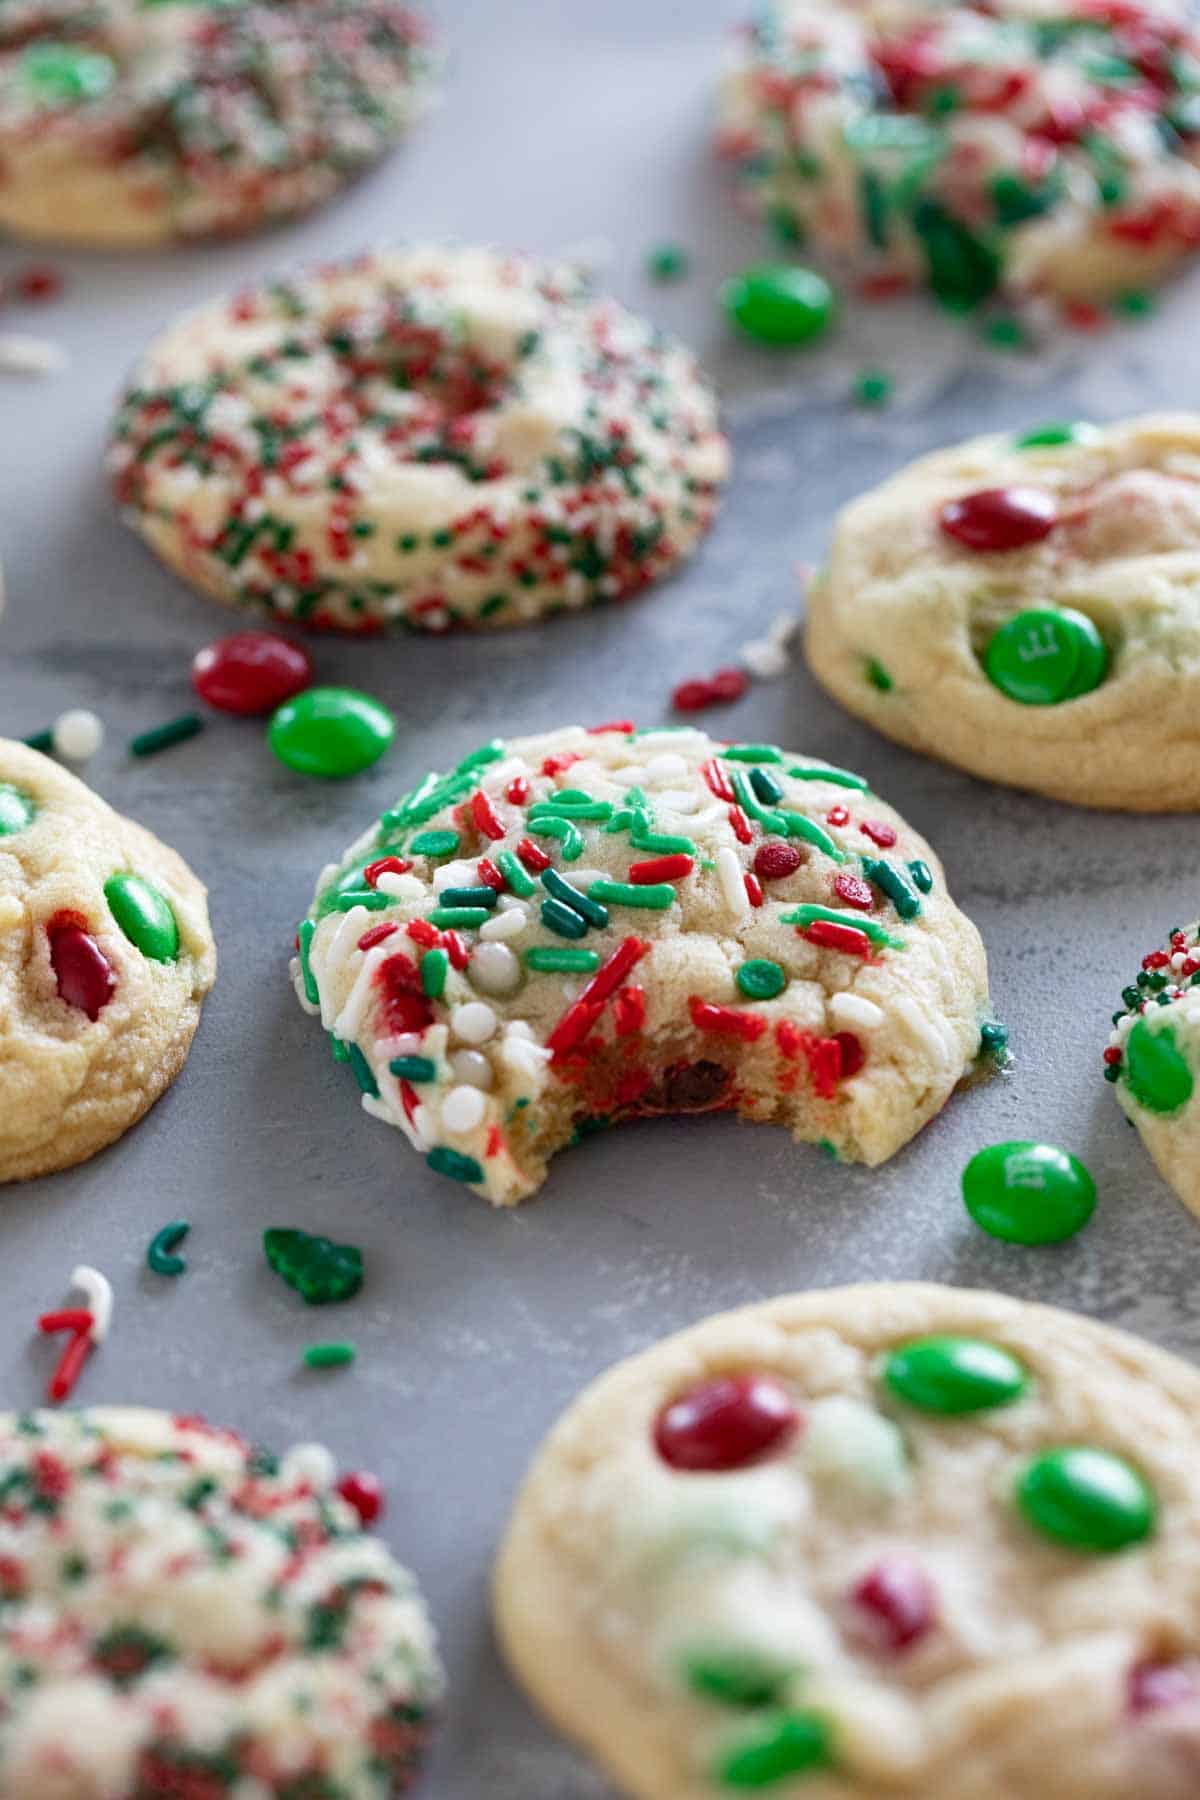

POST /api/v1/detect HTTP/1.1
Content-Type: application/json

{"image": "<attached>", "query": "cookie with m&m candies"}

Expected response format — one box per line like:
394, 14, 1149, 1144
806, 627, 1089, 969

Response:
292, 723, 995, 1205
495, 1282, 1200, 1800
807, 414, 1200, 809
0, 738, 215, 1181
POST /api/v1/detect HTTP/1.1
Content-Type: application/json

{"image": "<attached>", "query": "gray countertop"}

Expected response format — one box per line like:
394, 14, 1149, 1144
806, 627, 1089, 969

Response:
3, 3, 1200, 1793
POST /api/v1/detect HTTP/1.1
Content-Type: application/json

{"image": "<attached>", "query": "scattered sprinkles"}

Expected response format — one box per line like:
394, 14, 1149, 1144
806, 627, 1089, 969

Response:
129, 713, 204, 758
146, 1220, 191, 1277
263, 1227, 364, 1304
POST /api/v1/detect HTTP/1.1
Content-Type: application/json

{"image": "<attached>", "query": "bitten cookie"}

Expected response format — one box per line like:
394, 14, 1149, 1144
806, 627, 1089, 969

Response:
0, 0, 435, 246
108, 246, 729, 633
291, 724, 995, 1205
0, 740, 216, 1182
496, 1282, 1200, 1800
0, 1407, 443, 1796
1105, 918, 1200, 1216
717, 0, 1200, 309
806, 414, 1200, 810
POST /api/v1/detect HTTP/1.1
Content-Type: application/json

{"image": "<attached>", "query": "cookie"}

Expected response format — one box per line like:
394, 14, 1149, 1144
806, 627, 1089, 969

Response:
806, 414, 1200, 810
291, 724, 994, 1205
0, 740, 216, 1182
108, 246, 729, 634
495, 1281, 1200, 1800
0, 0, 435, 247
717, 0, 1200, 310
1105, 918, 1200, 1217
0, 1407, 442, 1795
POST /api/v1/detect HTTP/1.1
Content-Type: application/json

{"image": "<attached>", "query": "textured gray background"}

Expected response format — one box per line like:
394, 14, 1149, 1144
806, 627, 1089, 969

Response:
3, 3, 1200, 1793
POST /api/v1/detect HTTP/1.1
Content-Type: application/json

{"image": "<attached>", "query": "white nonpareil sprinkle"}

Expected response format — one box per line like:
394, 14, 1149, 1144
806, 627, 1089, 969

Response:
0, 333, 67, 376
480, 905, 528, 942
70, 1265, 113, 1343
52, 709, 104, 763
468, 944, 522, 997
441, 1085, 487, 1135
717, 846, 749, 919
451, 1000, 498, 1044
828, 992, 885, 1033
803, 1396, 909, 1502
280, 1442, 337, 1492
450, 1049, 494, 1090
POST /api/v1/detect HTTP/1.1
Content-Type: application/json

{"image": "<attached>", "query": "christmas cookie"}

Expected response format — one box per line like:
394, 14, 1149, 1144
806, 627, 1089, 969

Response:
717, 0, 1200, 310
495, 1281, 1200, 1800
1105, 918, 1200, 1216
0, 1407, 442, 1795
807, 414, 1200, 810
108, 246, 729, 633
0, 739, 216, 1182
291, 724, 993, 1206
0, 0, 435, 247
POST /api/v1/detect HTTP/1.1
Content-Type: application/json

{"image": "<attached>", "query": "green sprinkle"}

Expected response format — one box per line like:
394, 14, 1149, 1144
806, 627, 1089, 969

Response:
22, 730, 54, 754
331, 890, 391, 912
390, 1055, 436, 1082
410, 830, 460, 857
750, 767, 784, 806
529, 798, 613, 823
264, 1228, 363, 1305
716, 1711, 833, 1788
861, 856, 922, 920
543, 867, 609, 928
985, 315, 1030, 351
496, 851, 536, 897
146, 1221, 190, 1277
1115, 289, 1155, 318
781, 904, 901, 948
298, 919, 319, 1005
529, 815, 585, 861
331, 1036, 350, 1063
721, 745, 784, 764
779, 811, 844, 861
439, 886, 498, 911
346, 1043, 379, 1097
428, 907, 490, 929
303, 1342, 357, 1369
524, 947, 602, 973
541, 896, 589, 939
854, 367, 893, 407
629, 820, 696, 855
646, 243, 689, 282
788, 762, 868, 791
421, 948, 449, 997
866, 658, 893, 692
589, 879, 676, 910
907, 859, 934, 894
455, 739, 505, 773
129, 714, 204, 758
737, 959, 787, 1000
427, 1146, 484, 1184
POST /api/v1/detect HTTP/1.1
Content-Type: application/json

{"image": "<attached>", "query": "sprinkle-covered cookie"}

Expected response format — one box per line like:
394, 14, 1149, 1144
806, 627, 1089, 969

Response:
717, 0, 1200, 310
495, 1282, 1200, 1800
807, 414, 1200, 809
108, 247, 729, 633
0, 739, 216, 1182
291, 725, 993, 1204
0, 0, 435, 247
0, 1407, 442, 1795
1105, 919, 1200, 1215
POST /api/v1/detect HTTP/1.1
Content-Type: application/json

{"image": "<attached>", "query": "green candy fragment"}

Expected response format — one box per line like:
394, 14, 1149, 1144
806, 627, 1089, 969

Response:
883, 1335, 1029, 1414
1016, 1447, 1156, 1553
684, 1648, 792, 1709
1123, 1018, 1194, 1113
0, 784, 36, 837
21, 42, 116, 103
263, 1227, 363, 1305
737, 959, 787, 1000
716, 1711, 833, 1788
104, 873, 179, 963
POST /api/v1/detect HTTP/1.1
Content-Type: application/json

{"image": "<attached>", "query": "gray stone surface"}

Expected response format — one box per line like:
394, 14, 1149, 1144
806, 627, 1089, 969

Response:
3, 3, 1200, 1793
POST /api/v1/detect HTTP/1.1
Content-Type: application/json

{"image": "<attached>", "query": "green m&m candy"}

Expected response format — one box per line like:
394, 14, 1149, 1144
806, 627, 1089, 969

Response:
1016, 1447, 1156, 1552
684, 1647, 791, 1709
722, 265, 837, 347
0, 784, 36, 837
962, 1141, 1097, 1244
984, 607, 1108, 705
736, 958, 787, 1000
1123, 1017, 1194, 1114
883, 1336, 1028, 1414
104, 873, 179, 963
1014, 421, 1102, 450
268, 687, 395, 778
716, 1711, 833, 1788
21, 42, 117, 104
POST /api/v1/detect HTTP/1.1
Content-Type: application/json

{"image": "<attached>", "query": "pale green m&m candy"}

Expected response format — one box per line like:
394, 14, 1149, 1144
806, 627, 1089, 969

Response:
962, 1141, 1097, 1244
104, 873, 179, 963
0, 784, 35, 837
1123, 1017, 1194, 1114
722, 265, 837, 347
1016, 1446, 1155, 1552
268, 687, 395, 778
984, 607, 1108, 705
21, 42, 117, 103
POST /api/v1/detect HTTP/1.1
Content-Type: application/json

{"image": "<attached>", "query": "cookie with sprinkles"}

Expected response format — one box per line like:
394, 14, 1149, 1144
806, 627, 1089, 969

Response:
291, 724, 992, 1205
0, 738, 216, 1182
496, 1281, 1200, 1800
0, 1407, 442, 1794
107, 246, 729, 634
0, 0, 435, 247
1106, 918, 1200, 1214
807, 413, 1200, 809
717, 0, 1200, 311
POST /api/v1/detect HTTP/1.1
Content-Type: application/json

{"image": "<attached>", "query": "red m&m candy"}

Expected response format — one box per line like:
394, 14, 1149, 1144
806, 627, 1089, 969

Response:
654, 1373, 799, 1472
48, 920, 115, 1021
939, 486, 1058, 552
192, 630, 313, 716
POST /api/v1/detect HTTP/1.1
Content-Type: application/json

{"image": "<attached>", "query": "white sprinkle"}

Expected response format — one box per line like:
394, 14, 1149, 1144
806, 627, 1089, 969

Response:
768, 610, 801, 646
451, 1000, 498, 1044
433, 860, 478, 893
290, 955, 320, 1016
0, 333, 67, 376
441, 1085, 487, 1134
893, 996, 955, 1071
480, 905, 528, 942
450, 1049, 494, 1090
828, 992, 885, 1033
71, 1265, 113, 1343
717, 846, 749, 919
469, 945, 522, 997
656, 788, 700, 814
279, 1442, 337, 1492
376, 871, 423, 901
52, 709, 104, 763
643, 752, 689, 785
741, 637, 790, 679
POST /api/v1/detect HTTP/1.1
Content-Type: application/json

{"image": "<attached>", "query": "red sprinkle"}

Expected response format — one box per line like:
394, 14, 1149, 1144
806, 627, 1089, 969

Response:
517, 837, 552, 873
406, 919, 439, 948
709, 667, 749, 702
614, 985, 646, 1036
547, 938, 651, 1060
938, 486, 1058, 552
802, 918, 872, 957
477, 857, 506, 892
688, 996, 768, 1041
826, 805, 850, 827
702, 758, 736, 803
744, 871, 764, 907
851, 1558, 937, 1653
542, 753, 581, 777
834, 872, 876, 910
672, 667, 748, 712
48, 921, 115, 1021
375, 954, 432, 1035
337, 1469, 385, 1526
1142, 950, 1170, 969
654, 1374, 799, 1472
835, 1031, 866, 1079
357, 922, 398, 952
442, 930, 470, 971
754, 839, 803, 881
727, 806, 753, 845
1102, 1046, 1123, 1066
15, 264, 63, 303
859, 819, 898, 848
588, 719, 634, 734
802, 1033, 844, 1099
470, 788, 505, 841
506, 775, 531, 805
629, 853, 693, 884
363, 856, 411, 888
